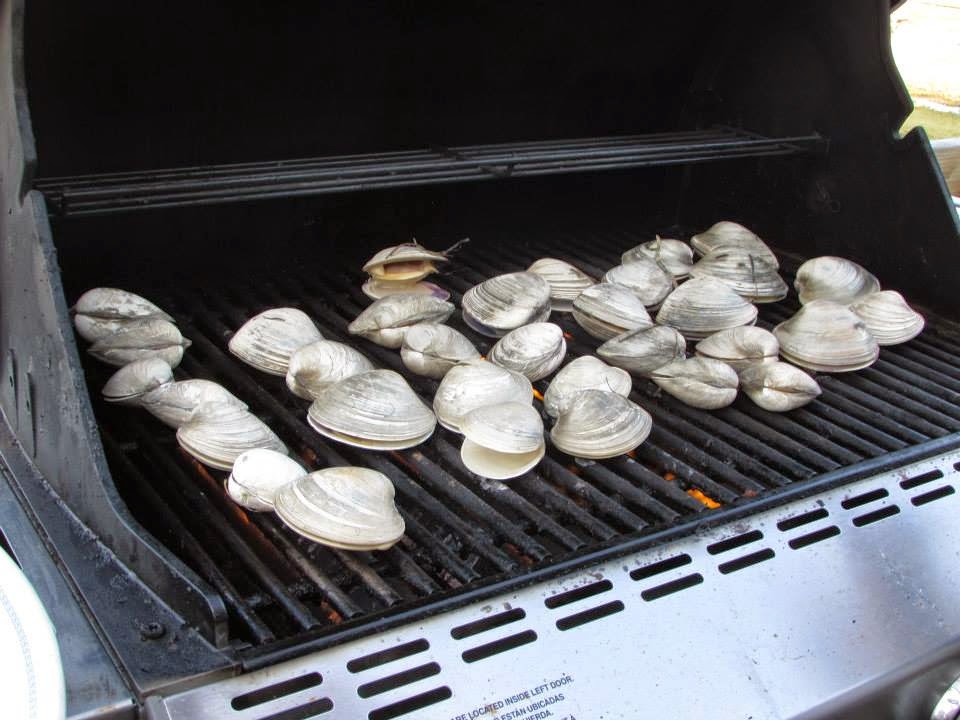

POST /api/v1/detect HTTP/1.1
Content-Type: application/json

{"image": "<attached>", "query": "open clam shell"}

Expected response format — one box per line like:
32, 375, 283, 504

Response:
773, 300, 880, 372
286, 340, 375, 400
400, 324, 480, 379
689, 221, 779, 268
850, 290, 925, 345
88, 318, 191, 368
307, 369, 436, 449
226, 448, 307, 512
459, 402, 545, 480
73, 288, 174, 342
739, 361, 822, 412
142, 379, 247, 428
597, 325, 687, 377
229, 308, 323, 376
794, 256, 880, 306
488, 322, 567, 381
622, 237, 694, 279
527, 258, 595, 312
689, 249, 788, 303
550, 389, 652, 459
433, 359, 533, 432
362, 242, 449, 283
694, 327, 779, 373
102, 357, 174, 404
650, 357, 739, 410
274, 467, 405, 551
571, 282, 653, 341
603, 259, 674, 308
176, 404, 287, 471
461, 272, 552, 337
543, 356, 632, 419
655, 276, 758, 340
348, 293, 454, 349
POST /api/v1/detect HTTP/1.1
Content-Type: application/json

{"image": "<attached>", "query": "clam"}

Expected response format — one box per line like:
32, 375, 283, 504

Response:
348, 293, 454, 349
101, 357, 174, 404
228, 308, 323, 376
773, 300, 880, 372
622, 236, 694, 279
226, 448, 307, 512
603, 258, 674, 308
543, 356, 632, 419
488, 322, 567, 381
695, 327, 779, 373
459, 402, 545, 480
307, 369, 435, 449
597, 326, 687, 377
461, 272, 552, 337
689, 221, 779, 267
794, 256, 880, 306
400, 324, 480, 379
285, 340, 375, 400
73, 287, 174, 342
274, 467, 405, 551
527, 258, 595, 312
550, 390, 652, 459
739, 362, 822, 412
362, 279, 450, 302
850, 290, 925, 345
571, 282, 653, 341
689, 249, 788, 303
650, 357, 739, 409
176, 404, 287, 471
362, 241, 449, 283
655, 276, 758, 340
140, 379, 248, 428
87, 318, 191, 368
433, 359, 533, 432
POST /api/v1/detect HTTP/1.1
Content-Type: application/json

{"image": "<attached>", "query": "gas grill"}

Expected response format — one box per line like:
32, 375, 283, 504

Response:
3, 1, 960, 718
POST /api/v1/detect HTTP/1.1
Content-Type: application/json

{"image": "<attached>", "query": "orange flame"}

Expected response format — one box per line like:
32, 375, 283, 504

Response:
532, 389, 544, 402
686, 489, 721, 509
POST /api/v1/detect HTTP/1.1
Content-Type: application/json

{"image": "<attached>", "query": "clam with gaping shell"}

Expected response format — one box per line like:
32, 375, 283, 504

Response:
433, 359, 533, 432
850, 290, 924, 345
543, 356, 632, 419
794, 256, 880, 306
461, 272, 552, 337
773, 300, 879, 372
655, 276, 758, 341
400, 324, 480, 379
695, 327, 779, 373
550, 389, 652, 459
603, 258, 674, 308
361, 240, 452, 300
622, 236, 694, 279
229, 308, 323, 376
739, 361, 822, 412
650, 357, 740, 410
571, 282, 653, 341
527, 258, 595, 312
285, 340, 375, 400
88, 318, 191, 368
459, 402, 545, 480
348, 293, 455, 349
226, 448, 307, 512
488, 322, 566, 381
597, 325, 686, 377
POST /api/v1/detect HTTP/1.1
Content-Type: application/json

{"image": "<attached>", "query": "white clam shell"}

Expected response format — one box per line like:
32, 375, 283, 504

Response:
285, 340, 375, 400
550, 389, 652, 459
459, 402, 545, 480
74, 316, 139, 344
73, 288, 174, 341
597, 326, 687, 377
307, 369, 435, 449
689, 221, 779, 268
176, 404, 287, 471
527, 258, 595, 311
141, 380, 247, 428
461, 272, 552, 337
794, 256, 880, 306
488, 322, 567, 381
694, 327, 779, 373
622, 237, 694, 279
603, 259, 674, 308
102, 358, 174, 404
362, 242, 448, 282
226, 448, 307, 512
850, 290, 925, 346
543, 356, 632, 419
361, 279, 450, 302
650, 357, 740, 410
274, 467, 405, 551
655, 276, 758, 340
739, 361, 822, 412
400, 324, 480, 379
773, 300, 880, 372
571, 283, 653, 341
348, 294, 454, 349
87, 318, 191, 368
228, 308, 323, 376
689, 249, 788, 303
433, 359, 533, 433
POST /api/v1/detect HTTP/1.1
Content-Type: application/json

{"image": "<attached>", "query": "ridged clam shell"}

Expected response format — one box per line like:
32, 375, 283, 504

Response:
73, 288, 173, 341
689, 249, 788, 303
794, 256, 880, 306
88, 318, 191, 368
650, 357, 739, 409
527, 258, 595, 312
102, 358, 174, 404
433, 359, 533, 432
74, 316, 142, 344
655, 277, 758, 340
488, 323, 567, 381
274, 467, 405, 551
695, 327, 779, 373
307, 369, 435, 449
571, 283, 653, 341
621, 237, 694, 279
226, 448, 306, 512
773, 300, 880, 372
400, 324, 480, 379
603, 259, 674, 308
461, 272, 552, 337
285, 340, 375, 400
690, 221, 779, 268
850, 290, 925, 345
176, 405, 287, 471
228, 308, 323, 376
543, 356, 632, 419
550, 390, 652, 459
348, 294, 454, 349
361, 279, 450, 302
459, 402, 545, 480
141, 380, 247, 428
739, 362, 822, 412
597, 326, 687, 377
362, 242, 448, 282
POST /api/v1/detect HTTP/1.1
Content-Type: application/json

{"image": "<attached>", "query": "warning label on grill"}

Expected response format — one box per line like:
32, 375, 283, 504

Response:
448, 673, 579, 720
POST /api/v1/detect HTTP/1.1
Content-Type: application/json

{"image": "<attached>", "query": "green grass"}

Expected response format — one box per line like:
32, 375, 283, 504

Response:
900, 105, 960, 140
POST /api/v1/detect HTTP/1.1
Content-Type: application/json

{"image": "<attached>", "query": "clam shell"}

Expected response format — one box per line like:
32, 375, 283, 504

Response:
694, 327, 779, 373
176, 405, 287, 471
88, 318, 191, 368
603, 259, 674, 308
655, 276, 758, 340
850, 290, 925, 345
461, 272, 552, 337
689, 221, 779, 268
274, 467, 405, 551
597, 326, 687, 377
226, 448, 306, 512
459, 402, 545, 479
794, 256, 880, 306
228, 308, 323, 376
141, 380, 248, 428
102, 358, 174, 404
488, 323, 567, 381
622, 237, 694, 279
689, 249, 788, 303
543, 356, 632, 419
74, 287, 173, 322
307, 369, 435, 449
571, 283, 653, 340
285, 340, 375, 400
433, 359, 533, 432
550, 390, 652, 459
362, 242, 448, 282
361, 279, 450, 302
773, 300, 880, 372
74, 316, 140, 344
739, 361, 822, 412
348, 293, 455, 349
527, 258, 595, 312
400, 324, 480, 379
650, 357, 739, 409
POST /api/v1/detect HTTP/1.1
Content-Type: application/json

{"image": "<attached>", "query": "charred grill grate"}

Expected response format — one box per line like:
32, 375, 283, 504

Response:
82, 229, 960, 659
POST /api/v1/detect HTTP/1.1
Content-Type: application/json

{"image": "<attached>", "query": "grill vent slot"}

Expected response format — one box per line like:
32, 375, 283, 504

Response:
556, 601, 625, 631
717, 549, 775, 574
256, 698, 334, 720
357, 662, 442, 699
911, 486, 956, 506
640, 573, 704, 601
707, 530, 763, 555
347, 640, 429, 674
231, 673, 323, 711
629, 553, 692, 581
461, 630, 538, 663
852, 505, 901, 527
788, 526, 841, 550
900, 469, 945, 490
544, 579, 612, 608
367, 687, 453, 720
841, 488, 889, 509
450, 608, 526, 640
777, 507, 829, 531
